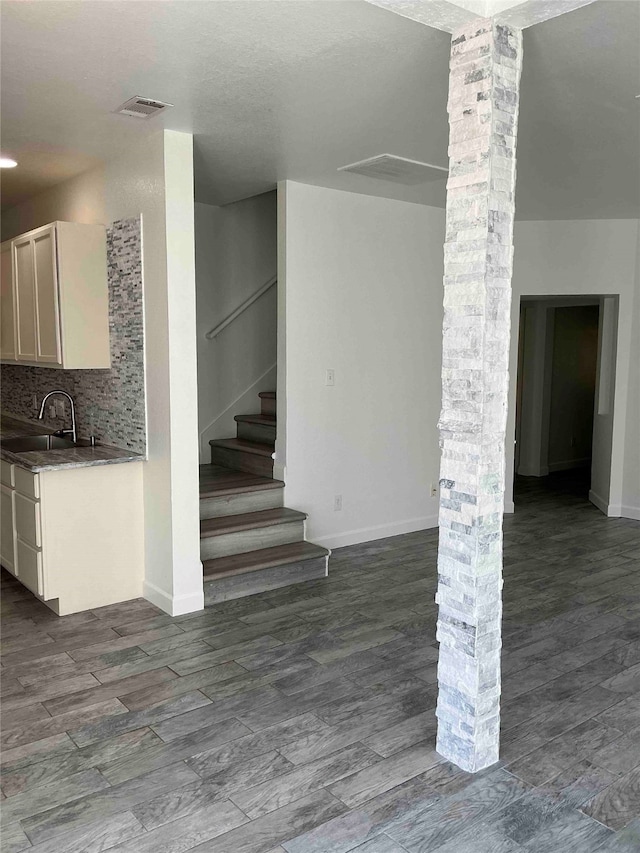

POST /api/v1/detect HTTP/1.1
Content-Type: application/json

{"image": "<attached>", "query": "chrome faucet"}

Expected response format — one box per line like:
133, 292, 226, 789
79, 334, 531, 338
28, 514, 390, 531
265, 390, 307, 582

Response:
38, 390, 77, 444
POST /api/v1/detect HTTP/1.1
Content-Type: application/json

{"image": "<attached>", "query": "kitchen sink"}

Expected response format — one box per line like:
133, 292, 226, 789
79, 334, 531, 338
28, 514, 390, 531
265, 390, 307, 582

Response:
2, 435, 77, 453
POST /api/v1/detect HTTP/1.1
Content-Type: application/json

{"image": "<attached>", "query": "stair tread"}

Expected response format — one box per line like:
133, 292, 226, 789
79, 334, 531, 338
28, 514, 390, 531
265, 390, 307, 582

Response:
209, 438, 275, 457
234, 413, 276, 426
201, 507, 306, 538
203, 541, 329, 580
199, 465, 283, 498
258, 391, 276, 399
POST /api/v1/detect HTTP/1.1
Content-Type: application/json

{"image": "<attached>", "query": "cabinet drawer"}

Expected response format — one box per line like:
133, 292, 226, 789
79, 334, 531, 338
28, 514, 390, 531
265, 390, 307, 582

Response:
0, 484, 16, 574
1, 460, 14, 488
16, 538, 43, 597
14, 492, 41, 548
15, 466, 39, 499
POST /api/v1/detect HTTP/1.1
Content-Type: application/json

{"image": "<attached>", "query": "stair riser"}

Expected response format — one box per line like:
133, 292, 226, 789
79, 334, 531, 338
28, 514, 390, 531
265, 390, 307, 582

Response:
210, 446, 273, 477
261, 397, 276, 417
236, 421, 276, 444
204, 556, 328, 605
200, 520, 304, 561
200, 488, 283, 520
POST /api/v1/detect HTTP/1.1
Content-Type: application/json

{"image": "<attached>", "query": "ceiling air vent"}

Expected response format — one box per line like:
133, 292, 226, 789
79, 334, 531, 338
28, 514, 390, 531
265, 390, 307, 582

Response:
114, 96, 173, 119
338, 154, 448, 186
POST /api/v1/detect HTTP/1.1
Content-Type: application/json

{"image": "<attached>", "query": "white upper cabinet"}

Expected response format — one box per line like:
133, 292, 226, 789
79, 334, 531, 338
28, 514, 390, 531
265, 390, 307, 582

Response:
1, 222, 110, 369
0, 241, 16, 362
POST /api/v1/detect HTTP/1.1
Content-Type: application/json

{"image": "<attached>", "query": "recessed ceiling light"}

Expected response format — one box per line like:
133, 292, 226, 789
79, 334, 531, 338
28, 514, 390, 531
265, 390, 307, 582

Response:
0, 157, 18, 168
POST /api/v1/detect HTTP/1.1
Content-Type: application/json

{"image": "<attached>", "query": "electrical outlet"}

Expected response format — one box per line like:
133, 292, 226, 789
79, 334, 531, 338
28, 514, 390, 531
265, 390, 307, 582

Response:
48, 404, 56, 419
32, 394, 38, 412
334, 494, 342, 511
325, 369, 335, 387
430, 483, 438, 498
55, 399, 66, 418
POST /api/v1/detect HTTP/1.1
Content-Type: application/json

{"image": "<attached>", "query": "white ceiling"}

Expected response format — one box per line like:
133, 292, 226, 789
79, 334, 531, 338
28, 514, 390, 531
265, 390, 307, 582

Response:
1, 0, 638, 220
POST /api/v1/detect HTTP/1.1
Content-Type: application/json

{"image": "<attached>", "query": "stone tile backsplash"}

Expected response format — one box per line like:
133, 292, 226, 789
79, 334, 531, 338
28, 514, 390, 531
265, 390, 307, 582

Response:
0, 217, 146, 454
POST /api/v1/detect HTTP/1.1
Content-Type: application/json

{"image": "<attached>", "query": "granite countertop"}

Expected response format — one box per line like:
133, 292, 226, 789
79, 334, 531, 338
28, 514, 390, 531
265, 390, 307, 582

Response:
0, 413, 144, 472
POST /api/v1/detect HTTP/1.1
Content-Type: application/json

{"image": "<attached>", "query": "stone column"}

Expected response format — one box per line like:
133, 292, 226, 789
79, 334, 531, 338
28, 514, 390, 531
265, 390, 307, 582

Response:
435, 18, 523, 773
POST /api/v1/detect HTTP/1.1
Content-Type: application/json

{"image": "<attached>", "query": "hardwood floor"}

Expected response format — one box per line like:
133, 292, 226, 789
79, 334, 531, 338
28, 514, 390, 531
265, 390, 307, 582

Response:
1, 471, 640, 852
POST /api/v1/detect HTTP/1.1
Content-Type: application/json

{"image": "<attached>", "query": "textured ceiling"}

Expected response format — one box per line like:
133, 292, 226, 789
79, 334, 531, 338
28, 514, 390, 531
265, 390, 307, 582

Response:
1, 0, 638, 220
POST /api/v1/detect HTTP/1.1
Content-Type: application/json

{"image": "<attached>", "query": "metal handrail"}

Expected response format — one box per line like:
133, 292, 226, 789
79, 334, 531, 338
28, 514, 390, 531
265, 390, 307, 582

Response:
205, 275, 277, 340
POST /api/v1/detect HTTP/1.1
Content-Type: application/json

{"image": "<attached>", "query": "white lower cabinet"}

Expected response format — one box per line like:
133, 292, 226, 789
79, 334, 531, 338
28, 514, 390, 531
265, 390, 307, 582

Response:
0, 483, 16, 574
16, 538, 43, 597
0, 460, 144, 615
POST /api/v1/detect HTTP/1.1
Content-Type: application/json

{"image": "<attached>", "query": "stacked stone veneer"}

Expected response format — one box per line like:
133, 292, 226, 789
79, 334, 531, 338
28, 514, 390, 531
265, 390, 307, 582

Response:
0, 218, 146, 454
435, 19, 523, 772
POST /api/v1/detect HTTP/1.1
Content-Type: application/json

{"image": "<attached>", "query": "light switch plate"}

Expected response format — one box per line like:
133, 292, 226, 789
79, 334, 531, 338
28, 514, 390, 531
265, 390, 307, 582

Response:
325, 369, 335, 386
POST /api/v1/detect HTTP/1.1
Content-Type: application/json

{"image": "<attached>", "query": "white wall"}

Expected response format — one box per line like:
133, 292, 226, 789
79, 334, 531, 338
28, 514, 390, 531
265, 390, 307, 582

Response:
195, 192, 277, 461
2, 131, 203, 615
622, 226, 640, 519
509, 219, 640, 519
278, 181, 445, 549
1, 167, 107, 241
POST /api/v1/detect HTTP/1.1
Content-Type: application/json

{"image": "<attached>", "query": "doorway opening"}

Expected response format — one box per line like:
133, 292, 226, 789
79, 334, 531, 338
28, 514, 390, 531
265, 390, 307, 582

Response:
514, 296, 618, 510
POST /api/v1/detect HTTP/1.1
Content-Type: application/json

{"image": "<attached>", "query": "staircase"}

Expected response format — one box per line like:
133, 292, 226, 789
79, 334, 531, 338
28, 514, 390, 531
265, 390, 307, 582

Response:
201, 391, 330, 605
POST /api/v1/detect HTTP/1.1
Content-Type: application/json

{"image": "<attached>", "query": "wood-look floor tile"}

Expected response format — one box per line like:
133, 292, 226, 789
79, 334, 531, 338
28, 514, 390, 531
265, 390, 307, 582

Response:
0, 471, 638, 850
0, 767, 110, 826
42, 667, 179, 716
185, 789, 347, 853
521, 807, 611, 852
1, 698, 127, 750
21, 762, 199, 845
386, 769, 529, 852
119, 662, 247, 712
26, 811, 145, 853
230, 743, 381, 819
132, 750, 293, 830
582, 766, 640, 831
2, 726, 161, 797
99, 715, 251, 785
328, 742, 443, 809
104, 799, 248, 853
69, 690, 212, 748
0, 731, 77, 772
0, 821, 32, 853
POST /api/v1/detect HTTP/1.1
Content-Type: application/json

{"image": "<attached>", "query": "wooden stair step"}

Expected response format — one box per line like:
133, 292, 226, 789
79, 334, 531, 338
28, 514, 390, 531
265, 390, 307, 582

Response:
234, 412, 276, 445
199, 465, 283, 498
200, 507, 306, 539
209, 438, 274, 457
203, 541, 330, 581
258, 391, 276, 417
234, 414, 276, 426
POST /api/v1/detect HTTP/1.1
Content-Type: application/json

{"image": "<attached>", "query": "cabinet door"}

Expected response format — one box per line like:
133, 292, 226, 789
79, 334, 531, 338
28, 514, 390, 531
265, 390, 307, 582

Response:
16, 538, 43, 596
0, 241, 16, 361
0, 484, 16, 575
13, 236, 37, 361
33, 226, 61, 364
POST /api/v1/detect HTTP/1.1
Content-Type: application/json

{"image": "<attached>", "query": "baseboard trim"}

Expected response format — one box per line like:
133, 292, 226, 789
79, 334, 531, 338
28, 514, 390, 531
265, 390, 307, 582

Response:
589, 489, 610, 516
620, 505, 640, 521
315, 515, 438, 551
143, 579, 204, 616
516, 466, 549, 477
548, 458, 591, 473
